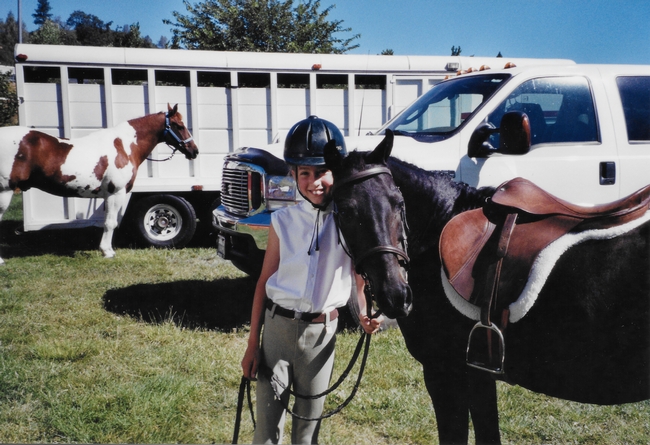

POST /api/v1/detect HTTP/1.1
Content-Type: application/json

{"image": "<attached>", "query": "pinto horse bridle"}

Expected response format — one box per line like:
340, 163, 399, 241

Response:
332, 165, 411, 279
161, 111, 194, 156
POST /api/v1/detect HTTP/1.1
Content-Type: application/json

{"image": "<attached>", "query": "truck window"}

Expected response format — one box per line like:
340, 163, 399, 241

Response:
488, 76, 598, 146
616, 76, 650, 142
385, 73, 510, 140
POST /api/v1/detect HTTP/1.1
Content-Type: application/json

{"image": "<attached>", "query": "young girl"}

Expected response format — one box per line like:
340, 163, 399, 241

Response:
241, 116, 382, 444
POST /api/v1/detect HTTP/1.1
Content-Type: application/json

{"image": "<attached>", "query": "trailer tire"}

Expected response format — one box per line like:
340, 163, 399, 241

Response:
129, 195, 197, 249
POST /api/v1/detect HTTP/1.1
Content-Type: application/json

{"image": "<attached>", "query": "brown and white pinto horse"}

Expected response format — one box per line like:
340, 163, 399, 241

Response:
0, 104, 198, 263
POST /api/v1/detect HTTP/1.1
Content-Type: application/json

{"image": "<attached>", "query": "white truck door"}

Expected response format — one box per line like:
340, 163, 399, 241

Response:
464, 75, 620, 205
609, 74, 650, 198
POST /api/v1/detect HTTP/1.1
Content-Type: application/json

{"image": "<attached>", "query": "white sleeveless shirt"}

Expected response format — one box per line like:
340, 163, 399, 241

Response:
266, 200, 354, 313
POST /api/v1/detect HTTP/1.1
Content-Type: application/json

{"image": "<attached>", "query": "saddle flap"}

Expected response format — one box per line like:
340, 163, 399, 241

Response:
440, 208, 495, 301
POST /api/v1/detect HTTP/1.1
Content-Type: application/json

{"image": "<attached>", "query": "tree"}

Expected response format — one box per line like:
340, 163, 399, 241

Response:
33, 0, 53, 26
113, 23, 156, 48
157, 35, 170, 49
451, 45, 461, 56
0, 70, 19, 126
381, 49, 394, 55
164, 0, 359, 53
66, 11, 113, 46
30, 19, 64, 44
0, 12, 29, 65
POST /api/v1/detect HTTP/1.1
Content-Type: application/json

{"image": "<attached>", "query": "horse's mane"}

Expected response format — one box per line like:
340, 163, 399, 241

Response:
128, 110, 184, 125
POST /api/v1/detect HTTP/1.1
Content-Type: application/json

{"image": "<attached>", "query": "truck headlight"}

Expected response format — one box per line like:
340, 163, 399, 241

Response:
267, 175, 297, 210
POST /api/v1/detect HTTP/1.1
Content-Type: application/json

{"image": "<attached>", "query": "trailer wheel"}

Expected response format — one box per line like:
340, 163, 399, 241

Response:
129, 195, 197, 248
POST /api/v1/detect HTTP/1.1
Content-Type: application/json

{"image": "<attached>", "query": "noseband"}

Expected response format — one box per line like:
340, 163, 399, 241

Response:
332, 166, 410, 275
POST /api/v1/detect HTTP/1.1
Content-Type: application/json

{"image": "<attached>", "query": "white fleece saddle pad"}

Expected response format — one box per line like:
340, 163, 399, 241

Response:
442, 210, 650, 324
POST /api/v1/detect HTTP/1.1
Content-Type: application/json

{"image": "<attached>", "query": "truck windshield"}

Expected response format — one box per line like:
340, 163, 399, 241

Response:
383, 73, 511, 141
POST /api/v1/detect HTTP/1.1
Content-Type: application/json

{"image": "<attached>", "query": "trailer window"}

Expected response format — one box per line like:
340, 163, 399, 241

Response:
23, 66, 61, 83
616, 76, 650, 142
198, 71, 231, 88
317, 74, 347, 90
156, 70, 190, 87
238, 72, 271, 88
112, 69, 147, 85
355, 74, 386, 90
278, 73, 309, 89
68, 67, 104, 85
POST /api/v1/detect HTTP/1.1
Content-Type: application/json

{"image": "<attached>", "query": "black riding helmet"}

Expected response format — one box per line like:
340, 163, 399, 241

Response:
284, 116, 347, 166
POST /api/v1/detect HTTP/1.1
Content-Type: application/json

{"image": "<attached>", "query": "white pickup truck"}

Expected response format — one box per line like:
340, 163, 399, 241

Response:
214, 63, 650, 275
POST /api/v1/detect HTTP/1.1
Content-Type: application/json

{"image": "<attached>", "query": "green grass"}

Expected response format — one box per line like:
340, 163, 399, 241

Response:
0, 195, 648, 443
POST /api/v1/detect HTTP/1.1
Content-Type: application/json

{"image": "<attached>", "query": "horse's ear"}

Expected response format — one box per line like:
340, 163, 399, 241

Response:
324, 139, 343, 171
167, 103, 178, 116
367, 129, 394, 164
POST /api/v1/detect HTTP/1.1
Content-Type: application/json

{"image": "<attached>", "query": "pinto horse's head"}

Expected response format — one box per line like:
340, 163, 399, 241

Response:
324, 131, 412, 319
164, 104, 199, 160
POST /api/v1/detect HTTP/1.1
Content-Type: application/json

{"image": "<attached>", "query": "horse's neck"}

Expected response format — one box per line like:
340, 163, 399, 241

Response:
127, 113, 166, 164
388, 158, 491, 253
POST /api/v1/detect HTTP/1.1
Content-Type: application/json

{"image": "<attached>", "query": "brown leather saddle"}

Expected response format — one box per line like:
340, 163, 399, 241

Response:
439, 177, 650, 373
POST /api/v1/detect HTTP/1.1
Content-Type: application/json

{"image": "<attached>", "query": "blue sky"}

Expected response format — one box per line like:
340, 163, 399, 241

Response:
3, 0, 649, 64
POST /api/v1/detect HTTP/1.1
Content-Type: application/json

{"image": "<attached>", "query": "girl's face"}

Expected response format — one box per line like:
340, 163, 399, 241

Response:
295, 165, 334, 207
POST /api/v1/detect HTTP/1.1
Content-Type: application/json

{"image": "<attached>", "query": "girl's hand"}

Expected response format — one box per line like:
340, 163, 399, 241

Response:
241, 345, 261, 380
359, 313, 383, 334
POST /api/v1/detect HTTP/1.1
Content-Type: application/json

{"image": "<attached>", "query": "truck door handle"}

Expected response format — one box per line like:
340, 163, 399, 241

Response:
599, 162, 616, 185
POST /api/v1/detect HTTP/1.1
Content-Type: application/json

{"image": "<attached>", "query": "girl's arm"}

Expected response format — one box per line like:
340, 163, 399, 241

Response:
241, 225, 281, 380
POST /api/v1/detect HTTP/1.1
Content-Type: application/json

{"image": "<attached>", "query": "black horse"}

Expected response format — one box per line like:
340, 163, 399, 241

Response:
324, 132, 650, 444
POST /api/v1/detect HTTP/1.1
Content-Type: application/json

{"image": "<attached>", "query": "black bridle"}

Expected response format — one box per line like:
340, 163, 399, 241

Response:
332, 166, 411, 276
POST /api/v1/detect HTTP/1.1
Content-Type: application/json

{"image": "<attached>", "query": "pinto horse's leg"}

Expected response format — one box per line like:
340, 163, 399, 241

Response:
99, 189, 126, 258
0, 190, 15, 265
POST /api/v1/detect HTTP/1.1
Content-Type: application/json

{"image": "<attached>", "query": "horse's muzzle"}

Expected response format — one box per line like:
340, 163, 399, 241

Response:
183, 142, 199, 160
378, 282, 413, 319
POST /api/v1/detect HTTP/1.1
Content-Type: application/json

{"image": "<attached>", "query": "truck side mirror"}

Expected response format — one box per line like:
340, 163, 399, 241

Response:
468, 121, 498, 158
467, 111, 532, 158
499, 110, 531, 155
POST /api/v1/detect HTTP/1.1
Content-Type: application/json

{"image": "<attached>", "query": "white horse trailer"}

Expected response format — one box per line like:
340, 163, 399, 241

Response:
12, 43, 572, 248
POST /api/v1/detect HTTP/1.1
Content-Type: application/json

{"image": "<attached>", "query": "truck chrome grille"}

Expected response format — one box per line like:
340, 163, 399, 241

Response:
221, 166, 262, 216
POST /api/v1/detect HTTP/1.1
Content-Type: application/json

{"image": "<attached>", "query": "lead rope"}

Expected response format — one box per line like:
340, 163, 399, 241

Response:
232, 375, 255, 444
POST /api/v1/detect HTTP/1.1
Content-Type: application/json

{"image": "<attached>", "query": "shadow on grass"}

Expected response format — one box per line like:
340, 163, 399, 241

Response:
103, 277, 257, 331
102, 278, 359, 332
1, 220, 359, 331
0, 220, 216, 260
0, 220, 102, 259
